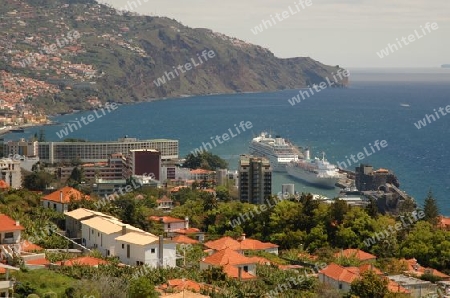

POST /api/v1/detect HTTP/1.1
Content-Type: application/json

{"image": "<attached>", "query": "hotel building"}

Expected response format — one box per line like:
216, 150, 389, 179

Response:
35, 136, 178, 164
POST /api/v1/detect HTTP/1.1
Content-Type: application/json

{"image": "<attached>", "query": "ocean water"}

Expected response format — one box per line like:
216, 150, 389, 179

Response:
5, 68, 450, 215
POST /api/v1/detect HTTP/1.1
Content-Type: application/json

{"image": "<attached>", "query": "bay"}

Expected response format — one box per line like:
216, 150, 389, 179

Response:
5, 68, 450, 215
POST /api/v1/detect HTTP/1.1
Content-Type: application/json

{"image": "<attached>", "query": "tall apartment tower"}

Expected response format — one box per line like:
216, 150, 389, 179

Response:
126, 149, 161, 180
239, 155, 272, 204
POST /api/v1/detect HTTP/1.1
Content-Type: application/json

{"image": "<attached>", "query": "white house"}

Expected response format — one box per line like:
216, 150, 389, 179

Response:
79, 211, 177, 268
41, 186, 90, 213
0, 214, 24, 245
200, 248, 260, 280
65, 208, 115, 239
115, 232, 176, 267
148, 216, 188, 233
81, 216, 124, 257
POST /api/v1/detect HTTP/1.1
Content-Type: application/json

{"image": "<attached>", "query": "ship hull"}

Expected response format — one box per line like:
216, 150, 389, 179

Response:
286, 164, 339, 189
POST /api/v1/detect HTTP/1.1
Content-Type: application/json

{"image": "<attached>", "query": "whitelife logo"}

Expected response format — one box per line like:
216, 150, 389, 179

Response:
288, 69, 349, 106
153, 50, 216, 87
376, 22, 438, 58
413, 105, 450, 129
56, 103, 118, 139
190, 121, 253, 156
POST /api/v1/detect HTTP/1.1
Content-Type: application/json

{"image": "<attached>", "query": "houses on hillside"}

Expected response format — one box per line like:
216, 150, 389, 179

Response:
41, 186, 90, 213
65, 208, 177, 268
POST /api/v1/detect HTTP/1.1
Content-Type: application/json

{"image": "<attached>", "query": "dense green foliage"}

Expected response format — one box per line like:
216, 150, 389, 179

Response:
349, 270, 388, 298
1, 186, 448, 297
183, 151, 228, 170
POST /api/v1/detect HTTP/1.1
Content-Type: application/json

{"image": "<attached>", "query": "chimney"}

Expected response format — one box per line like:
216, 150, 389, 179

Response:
184, 217, 189, 229
122, 225, 126, 235
15, 220, 20, 226
158, 235, 164, 268
241, 233, 246, 240
60, 191, 63, 203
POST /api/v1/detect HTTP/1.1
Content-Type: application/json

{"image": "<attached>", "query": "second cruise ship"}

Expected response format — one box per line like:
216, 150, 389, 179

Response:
249, 132, 300, 172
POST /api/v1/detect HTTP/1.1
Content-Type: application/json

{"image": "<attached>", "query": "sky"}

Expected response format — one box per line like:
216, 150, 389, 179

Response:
100, 0, 449, 68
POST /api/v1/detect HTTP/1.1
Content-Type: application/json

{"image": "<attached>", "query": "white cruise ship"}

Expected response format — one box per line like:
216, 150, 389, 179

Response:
286, 150, 342, 188
249, 132, 300, 172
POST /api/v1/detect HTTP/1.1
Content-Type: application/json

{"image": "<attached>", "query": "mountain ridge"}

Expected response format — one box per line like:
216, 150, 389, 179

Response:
0, 0, 348, 114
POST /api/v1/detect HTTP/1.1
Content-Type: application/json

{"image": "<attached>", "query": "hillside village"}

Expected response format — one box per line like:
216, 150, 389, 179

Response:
1, 179, 450, 297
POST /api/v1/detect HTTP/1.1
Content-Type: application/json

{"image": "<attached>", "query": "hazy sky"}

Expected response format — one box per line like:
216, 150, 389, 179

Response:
101, 0, 449, 68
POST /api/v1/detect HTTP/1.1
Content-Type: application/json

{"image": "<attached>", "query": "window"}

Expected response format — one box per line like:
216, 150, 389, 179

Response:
339, 284, 343, 290
127, 244, 130, 258
107, 250, 110, 256
98, 232, 100, 237
136, 261, 144, 266
151, 248, 156, 253
53, 203, 57, 210
243, 266, 249, 272
168, 224, 171, 229
4, 232, 13, 239
122, 244, 124, 249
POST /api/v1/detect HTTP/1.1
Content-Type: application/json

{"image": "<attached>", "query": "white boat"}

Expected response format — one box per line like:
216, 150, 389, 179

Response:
249, 132, 301, 172
286, 150, 342, 188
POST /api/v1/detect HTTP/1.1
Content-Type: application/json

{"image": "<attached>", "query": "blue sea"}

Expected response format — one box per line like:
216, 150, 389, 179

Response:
5, 68, 450, 215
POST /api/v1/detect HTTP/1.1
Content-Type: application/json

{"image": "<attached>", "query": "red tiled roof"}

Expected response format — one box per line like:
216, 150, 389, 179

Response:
21, 240, 43, 252
403, 258, 450, 279
204, 237, 241, 251
55, 256, 108, 267
172, 235, 199, 245
240, 239, 278, 250
387, 279, 410, 293
149, 216, 186, 224
162, 279, 202, 292
42, 186, 90, 203
202, 248, 256, 266
26, 258, 50, 266
358, 263, 383, 275
334, 249, 376, 261
204, 236, 277, 251
0, 214, 25, 232
320, 262, 408, 294
174, 228, 201, 235
319, 263, 359, 284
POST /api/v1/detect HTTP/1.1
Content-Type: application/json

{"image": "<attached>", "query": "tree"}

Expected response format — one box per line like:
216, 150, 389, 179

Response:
23, 171, 54, 190
67, 166, 84, 187
423, 190, 439, 226
128, 276, 159, 298
349, 270, 389, 298
216, 185, 231, 202
183, 152, 228, 170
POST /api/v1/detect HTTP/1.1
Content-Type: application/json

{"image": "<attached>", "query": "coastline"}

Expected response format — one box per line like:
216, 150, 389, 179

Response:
0, 121, 59, 137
